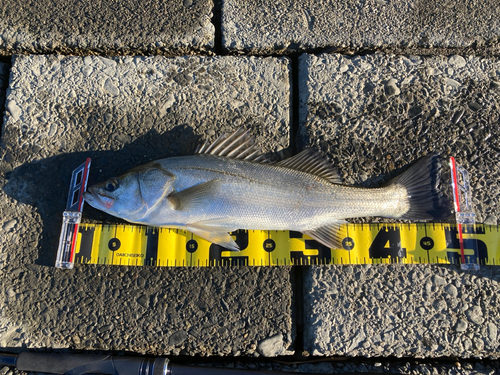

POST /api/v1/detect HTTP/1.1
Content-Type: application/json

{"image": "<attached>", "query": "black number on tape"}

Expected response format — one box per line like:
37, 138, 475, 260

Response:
209, 230, 249, 266
108, 238, 121, 251
76, 226, 95, 263
445, 227, 488, 265
420, 236, 434, 250
186, 239, 198, 253
342, 237, 354, 250
263, 239, 276, 252
369, 227, 406, 260
145, 228, 159, 266
288, 231, 332, 265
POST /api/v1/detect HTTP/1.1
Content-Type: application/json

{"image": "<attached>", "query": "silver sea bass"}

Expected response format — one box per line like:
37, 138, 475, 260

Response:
84, 128, 452, 250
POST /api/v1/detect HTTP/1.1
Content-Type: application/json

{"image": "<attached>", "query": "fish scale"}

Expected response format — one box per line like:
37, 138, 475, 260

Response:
163, 155, 405, 228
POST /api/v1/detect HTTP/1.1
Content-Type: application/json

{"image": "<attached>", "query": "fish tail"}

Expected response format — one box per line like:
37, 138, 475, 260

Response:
389, 153, 453, 220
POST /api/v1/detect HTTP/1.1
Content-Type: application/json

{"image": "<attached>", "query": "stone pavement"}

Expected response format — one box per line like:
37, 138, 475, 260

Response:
0, 55, 292, 356
221, 0, 500, 55
1, 0, 500, 371
298, 53, 500, 358
0, 0, 214, 55
298, 53, 500, 223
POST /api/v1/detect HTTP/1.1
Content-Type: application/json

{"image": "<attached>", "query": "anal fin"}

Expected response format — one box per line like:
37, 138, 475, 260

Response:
303, 220, 347, 249
186, 222, 239, 251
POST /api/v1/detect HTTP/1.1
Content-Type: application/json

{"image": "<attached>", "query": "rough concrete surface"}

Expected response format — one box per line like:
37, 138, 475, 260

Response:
299, 53, 500, 224
0, 0, 214, 55
299, 53, 500, 358
305, 265, 500, 358
222, 0, 500, 54
0, 55, 292, 355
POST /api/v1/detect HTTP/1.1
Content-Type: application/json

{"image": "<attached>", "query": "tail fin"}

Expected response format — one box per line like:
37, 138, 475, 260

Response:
389, 153, 453, 220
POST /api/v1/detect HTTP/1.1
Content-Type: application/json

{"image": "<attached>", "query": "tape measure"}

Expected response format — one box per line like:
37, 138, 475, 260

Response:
57, 157, 499, 268
73, 223, 500, 267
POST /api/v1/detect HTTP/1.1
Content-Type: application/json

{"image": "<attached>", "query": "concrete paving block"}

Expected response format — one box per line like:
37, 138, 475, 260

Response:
299, 53, 500, 224
0, 55, 292, 355
299, 53, 500, 358
0, 0, 214, 55
222, 0, 500, 54
304, 264, 500, 358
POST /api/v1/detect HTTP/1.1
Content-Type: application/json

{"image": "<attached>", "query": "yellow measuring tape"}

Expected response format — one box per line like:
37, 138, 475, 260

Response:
74, 223, 500, 267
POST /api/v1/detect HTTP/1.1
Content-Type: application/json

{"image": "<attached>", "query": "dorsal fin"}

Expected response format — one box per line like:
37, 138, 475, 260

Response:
196, 127, 271, 163
276, 148, 342, 184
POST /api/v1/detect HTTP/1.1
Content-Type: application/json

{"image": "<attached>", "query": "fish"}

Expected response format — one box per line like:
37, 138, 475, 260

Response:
83, 128, 453, 251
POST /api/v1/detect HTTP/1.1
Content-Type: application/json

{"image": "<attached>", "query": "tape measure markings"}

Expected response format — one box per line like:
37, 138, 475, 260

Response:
73, 223, 500, 267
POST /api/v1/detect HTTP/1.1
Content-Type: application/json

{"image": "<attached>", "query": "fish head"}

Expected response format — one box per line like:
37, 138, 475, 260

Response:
83, 163, 175, 222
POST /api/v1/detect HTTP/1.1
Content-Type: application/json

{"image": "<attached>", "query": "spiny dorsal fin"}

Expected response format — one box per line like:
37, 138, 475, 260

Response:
196, 127, 271, 163
277, 148, 342, 184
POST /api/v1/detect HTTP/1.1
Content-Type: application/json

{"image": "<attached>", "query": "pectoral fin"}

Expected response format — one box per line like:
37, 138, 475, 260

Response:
168, 180, 221, 211
186, 222, 239, 251
303, 220, 348, 249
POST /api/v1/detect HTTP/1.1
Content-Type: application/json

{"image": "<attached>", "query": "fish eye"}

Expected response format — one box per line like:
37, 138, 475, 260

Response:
104, 178, 119, 192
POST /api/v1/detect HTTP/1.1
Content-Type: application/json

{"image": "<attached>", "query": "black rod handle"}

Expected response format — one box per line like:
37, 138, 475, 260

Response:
15, 353, 168, 375
16, 353, 110, 374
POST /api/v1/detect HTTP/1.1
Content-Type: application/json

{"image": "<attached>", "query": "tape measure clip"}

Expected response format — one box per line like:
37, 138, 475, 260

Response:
55, 158, 91, 269
450, 157, 480, 271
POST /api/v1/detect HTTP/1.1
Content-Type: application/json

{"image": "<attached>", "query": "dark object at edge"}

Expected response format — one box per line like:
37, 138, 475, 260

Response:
0, 352, 409, 375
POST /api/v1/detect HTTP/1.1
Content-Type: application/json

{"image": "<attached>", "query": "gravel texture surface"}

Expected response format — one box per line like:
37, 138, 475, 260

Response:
1, 50, 499, 362
304, 264, 500, 358
0, 0, 214, 55
299, 53, 500, 224
0, 55, 292, 355
299, 53, 500, 358
222, 0, 500, 54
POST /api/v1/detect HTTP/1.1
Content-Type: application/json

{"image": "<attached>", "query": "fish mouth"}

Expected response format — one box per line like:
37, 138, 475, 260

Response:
83, 187, 114, 210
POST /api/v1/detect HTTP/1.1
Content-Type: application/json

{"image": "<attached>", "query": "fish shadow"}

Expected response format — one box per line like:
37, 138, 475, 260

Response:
2, 125, 201, 267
